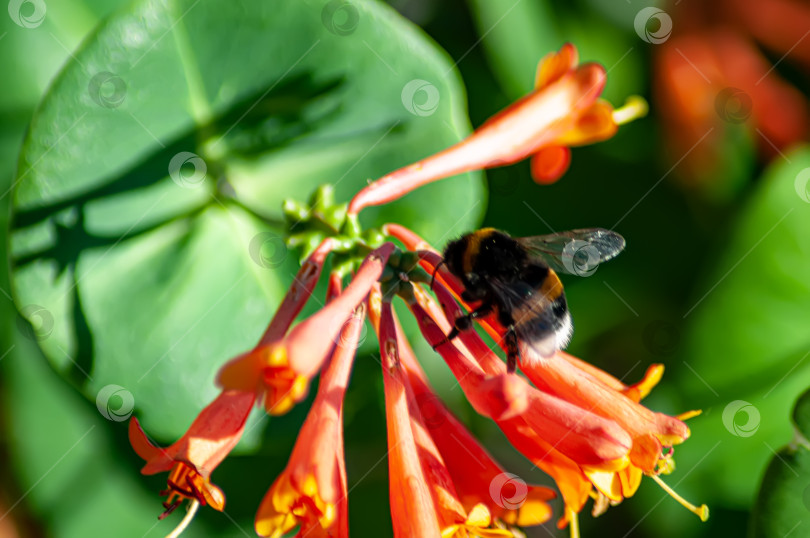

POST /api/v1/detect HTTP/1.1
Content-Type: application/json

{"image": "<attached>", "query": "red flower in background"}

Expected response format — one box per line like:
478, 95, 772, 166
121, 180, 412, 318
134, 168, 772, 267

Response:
654, 0, 810, 194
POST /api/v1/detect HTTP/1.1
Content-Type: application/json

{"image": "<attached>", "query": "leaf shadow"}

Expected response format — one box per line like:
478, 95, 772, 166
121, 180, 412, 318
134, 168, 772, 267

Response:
11, 72, 348, 388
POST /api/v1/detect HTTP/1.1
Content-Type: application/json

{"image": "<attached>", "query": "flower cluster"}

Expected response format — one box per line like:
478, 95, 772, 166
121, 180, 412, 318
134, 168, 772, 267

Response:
128, 44, 703, 538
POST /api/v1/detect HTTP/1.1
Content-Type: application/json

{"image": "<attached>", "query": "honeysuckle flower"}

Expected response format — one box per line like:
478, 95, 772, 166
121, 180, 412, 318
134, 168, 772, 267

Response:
409, 294, 632, 468
214, 238, 334, 414
372, 294, 522, 538
128, 389, 256, 518
254, 278, 357, 537
347, 43, 646, 216
217, 242, 394, 415
397, 319, 556, 528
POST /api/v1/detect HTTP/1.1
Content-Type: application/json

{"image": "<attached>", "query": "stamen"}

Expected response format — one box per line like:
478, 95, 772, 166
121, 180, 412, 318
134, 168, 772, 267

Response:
165, 499, 200, 538
649, 474, 709, 521
612, 96, 648, 125
567, 507, 580, 538
159, 499, 183, 520
676, 409, 702, 421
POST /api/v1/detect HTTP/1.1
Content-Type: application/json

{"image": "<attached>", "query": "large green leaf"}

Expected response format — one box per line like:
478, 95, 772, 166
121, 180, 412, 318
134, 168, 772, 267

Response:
9, 0, 484, 440
748, 388, 810, 538
674, 146, 810, 505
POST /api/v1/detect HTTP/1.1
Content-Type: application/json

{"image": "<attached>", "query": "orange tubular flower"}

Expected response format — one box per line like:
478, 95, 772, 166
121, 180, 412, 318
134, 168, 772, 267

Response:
254, 277, 357, 538
348, 43, 646, 215
408, 297, 632, 468
372, 295, 518, 538
217, 242, 394, 415
129, 389, 256, 518
396, 320, 556, 529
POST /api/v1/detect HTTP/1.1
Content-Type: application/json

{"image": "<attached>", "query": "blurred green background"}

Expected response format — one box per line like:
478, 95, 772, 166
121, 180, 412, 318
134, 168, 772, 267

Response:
2, 0, 809, 537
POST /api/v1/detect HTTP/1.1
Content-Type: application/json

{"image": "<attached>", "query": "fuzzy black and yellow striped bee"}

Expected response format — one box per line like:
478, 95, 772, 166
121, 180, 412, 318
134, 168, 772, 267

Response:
438, 227, 625, 373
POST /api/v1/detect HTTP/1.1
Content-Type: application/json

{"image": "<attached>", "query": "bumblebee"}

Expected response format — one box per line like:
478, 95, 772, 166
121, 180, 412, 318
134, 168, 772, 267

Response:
438, 227, 625, 373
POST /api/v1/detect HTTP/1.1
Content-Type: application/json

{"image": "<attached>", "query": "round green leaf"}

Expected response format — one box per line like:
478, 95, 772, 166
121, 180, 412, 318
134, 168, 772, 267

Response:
10, 0, 484, 440
749, 388, 810, 538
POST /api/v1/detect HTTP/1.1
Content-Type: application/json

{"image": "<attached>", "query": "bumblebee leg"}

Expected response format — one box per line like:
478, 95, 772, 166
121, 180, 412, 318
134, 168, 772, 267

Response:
461, 290, 477, 302
505, 329, 519, 374
432, 303, 492, 349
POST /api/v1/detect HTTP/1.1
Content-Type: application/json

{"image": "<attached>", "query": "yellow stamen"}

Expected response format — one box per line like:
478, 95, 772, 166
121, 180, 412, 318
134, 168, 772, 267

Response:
676, 409, 702, 421
612, 96, 648, 126
165, 499, 199, 538
649, 474, 709, 522
567, 507, 580, 538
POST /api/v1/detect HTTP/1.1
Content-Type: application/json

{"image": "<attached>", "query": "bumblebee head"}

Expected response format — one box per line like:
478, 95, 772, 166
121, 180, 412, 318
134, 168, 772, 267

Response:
443, 229, 527, 280
442, 236, 467, 278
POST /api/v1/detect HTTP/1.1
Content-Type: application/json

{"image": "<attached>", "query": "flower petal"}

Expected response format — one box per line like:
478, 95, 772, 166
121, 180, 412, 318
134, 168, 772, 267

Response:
530, 146, 571, 184
379, 300, 442, 538
128, 418, 174, 474
535, 43, 578, 89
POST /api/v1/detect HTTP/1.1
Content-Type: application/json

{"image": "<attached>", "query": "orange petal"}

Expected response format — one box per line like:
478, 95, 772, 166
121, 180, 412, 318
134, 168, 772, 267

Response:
522, 354, 690, 466
619, 465, 643, 498
379, 300, 442, 537
535, 43, 579, 89
555, 100, 618, 147
584, 468, 622, 502
140, 390, 255, 476
559, 352, 627, 392
128, 418, 174, 473
499, 419, 592, 523
629, 433, 662, 471
189, 472, 226, 511
399, 333, 555, 527
217, 347, 273, 392
285, 243, 393, 377
623, 364, 664, 402
531, 146, 571, 184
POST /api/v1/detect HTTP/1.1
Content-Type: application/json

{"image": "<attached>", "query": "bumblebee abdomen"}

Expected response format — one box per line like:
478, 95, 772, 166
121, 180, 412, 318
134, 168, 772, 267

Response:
514, 293, 573, 360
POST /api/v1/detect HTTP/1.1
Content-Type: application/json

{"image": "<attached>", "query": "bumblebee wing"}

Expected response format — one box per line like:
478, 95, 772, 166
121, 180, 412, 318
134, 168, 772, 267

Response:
486, 275, 572, 361
516, 228, 625, 276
